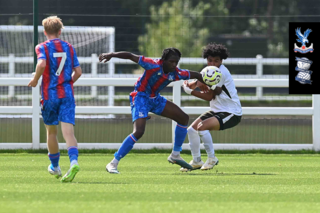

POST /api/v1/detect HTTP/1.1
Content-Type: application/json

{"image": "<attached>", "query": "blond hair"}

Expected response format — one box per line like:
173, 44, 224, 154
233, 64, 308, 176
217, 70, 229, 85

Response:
42, 16, 64, 35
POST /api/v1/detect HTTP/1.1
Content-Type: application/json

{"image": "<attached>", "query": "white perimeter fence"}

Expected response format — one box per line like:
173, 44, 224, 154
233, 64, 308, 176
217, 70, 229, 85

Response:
0, 77, 320, 151
0, 55, 311, 101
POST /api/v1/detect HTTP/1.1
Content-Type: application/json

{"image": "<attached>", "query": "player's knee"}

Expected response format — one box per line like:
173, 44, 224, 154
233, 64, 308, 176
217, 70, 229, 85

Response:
187, 126, 196, 134
47, 129, 58, 136
197, 122, 206, 131
179, 113, 189, 126
62, 130, 74, 139
133, 129, 145, 140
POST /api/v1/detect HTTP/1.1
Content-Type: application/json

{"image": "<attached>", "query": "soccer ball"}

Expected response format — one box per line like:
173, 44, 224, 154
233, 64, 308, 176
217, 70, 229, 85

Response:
201, 66, 222, 86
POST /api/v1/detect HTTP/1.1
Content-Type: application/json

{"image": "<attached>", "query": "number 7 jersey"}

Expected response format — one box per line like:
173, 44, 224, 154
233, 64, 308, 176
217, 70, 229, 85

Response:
35, 38, 80, 100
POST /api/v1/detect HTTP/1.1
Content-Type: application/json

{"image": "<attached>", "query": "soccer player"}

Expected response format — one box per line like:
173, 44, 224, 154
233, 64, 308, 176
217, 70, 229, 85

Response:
28, 16, 82, 182
181, 43, 242, 171
99, 48, 220, 174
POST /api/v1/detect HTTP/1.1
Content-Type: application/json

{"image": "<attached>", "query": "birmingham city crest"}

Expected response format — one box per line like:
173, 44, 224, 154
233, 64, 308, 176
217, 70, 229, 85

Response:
295, 57, 313, 84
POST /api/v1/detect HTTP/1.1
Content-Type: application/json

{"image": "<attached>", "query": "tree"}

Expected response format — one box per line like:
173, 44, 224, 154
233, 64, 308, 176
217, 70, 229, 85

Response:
138, 0, 228, 57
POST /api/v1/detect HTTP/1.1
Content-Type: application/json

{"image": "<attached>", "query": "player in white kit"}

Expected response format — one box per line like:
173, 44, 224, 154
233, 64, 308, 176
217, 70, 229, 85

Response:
181, 43, 242, 171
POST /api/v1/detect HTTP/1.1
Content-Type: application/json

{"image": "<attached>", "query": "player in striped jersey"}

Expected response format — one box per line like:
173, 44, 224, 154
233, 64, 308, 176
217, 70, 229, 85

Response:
181, 43, 242, 171
28, 16, 82, 182
99, 48, 221, 173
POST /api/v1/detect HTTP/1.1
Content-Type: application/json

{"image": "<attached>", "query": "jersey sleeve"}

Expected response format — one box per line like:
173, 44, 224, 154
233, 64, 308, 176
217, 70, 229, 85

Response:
35, 44, 46, 60
138, 56, 160, 71
175, 67, 190, 80
72, 47, 80, 68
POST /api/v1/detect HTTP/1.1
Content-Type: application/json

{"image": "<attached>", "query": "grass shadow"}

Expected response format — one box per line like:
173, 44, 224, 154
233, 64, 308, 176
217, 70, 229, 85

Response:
76, 182, 128, 184
175, 172, 277, 176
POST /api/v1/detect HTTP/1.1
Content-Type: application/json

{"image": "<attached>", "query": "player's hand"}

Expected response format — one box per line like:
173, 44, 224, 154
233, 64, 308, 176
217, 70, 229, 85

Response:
28, 78, 38, 87
99, 53, 113, 63
187, 80, 198, 90
182, 81, 193, 95
197, 81, 210, 93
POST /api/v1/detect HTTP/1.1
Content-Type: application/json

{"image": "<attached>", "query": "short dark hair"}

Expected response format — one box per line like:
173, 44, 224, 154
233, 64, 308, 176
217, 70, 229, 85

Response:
202, 43, 229, 60
161, 47, 181, 60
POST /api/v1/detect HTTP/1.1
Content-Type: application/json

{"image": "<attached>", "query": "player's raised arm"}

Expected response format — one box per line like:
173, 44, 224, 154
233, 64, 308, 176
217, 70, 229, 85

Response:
188, 71, 213, 93
99, 51, 140, 63
182, 80, 222, 101
189, 71, 205, 84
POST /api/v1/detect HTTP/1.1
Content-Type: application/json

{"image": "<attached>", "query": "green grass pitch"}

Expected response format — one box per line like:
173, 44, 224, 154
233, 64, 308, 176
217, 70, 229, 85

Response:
1, 153, 320, 213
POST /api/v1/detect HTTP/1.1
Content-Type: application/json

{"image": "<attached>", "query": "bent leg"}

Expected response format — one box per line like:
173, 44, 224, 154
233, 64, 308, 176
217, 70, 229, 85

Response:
61, 122, 77, 147
46, 125, 59, 154
61, 122, 78, 164
196, 117, 219, 159
187, 117, 203, 162
197, 116, 220, 131
161, 100, 189, 125
161, 101, 193, 170
114, 118, 147, 161
161, 100, 189, 152
46, 125, 61, 171
199, 130, 215, 158
60, 122, 80, 182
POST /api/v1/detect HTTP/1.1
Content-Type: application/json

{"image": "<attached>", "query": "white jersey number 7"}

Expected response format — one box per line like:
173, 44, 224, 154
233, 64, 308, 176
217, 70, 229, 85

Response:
53, 52, 67, 76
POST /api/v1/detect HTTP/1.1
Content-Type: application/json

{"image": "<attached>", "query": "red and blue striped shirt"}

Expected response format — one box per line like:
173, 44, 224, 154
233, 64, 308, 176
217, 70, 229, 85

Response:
134, 56, 190, 97
35, 38, 80, 100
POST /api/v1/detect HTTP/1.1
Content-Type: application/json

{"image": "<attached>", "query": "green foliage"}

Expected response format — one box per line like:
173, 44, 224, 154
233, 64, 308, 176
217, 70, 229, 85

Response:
138, 0, 228, 57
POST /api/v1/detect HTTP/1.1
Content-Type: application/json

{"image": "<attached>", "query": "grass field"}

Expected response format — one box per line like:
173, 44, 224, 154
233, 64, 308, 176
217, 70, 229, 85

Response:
1, 153, 320, 213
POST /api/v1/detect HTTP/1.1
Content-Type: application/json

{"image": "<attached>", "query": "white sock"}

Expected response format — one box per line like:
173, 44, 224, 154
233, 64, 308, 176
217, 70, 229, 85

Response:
53, 166, 60, 171
111, 158, 119, 165
171, 151, 180, 156
187, 127, 201, 162
70, 160, 78, 167
199, 130, 215, 158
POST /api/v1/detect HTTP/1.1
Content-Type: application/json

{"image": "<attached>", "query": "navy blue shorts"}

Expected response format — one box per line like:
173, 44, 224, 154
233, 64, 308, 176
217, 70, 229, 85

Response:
41, 97, 76, 125
130, 92, 167, 123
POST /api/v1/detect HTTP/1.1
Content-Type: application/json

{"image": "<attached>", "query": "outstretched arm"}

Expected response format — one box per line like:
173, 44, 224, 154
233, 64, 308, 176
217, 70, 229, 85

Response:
182, 80, 222, 101
99, 51, 140, 63
190, 89, 221, 101
189, 71, 205, 84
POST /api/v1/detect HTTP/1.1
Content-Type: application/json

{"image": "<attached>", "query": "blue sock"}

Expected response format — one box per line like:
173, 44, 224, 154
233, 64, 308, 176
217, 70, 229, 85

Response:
114, 134, 137, 161
48, 152, 60, 167
67, 146, 78, 162
173, 123, 188, 152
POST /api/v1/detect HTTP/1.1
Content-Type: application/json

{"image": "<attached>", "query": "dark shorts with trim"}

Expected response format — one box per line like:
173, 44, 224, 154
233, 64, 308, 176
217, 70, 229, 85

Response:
200, 111, 241, 130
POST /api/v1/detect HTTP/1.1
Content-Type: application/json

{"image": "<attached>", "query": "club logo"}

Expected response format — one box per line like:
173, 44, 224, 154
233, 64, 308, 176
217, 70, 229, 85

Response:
294, 28, 313, 53
295, 57, 313, 85
139, 112, 144, 117
168, 75, 174, 81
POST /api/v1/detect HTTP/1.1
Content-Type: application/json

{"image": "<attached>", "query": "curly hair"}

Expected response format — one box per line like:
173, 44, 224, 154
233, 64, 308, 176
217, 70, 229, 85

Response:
202, 43, 229, 60
161, 47, 181, 60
